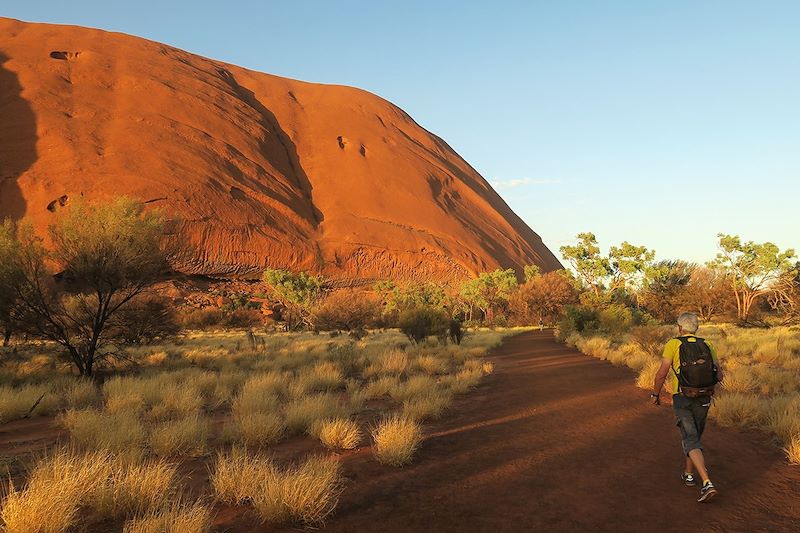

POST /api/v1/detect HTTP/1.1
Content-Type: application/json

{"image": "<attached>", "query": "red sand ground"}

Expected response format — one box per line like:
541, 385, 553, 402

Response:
0, 17, 561, 282
1, 331, 797, 531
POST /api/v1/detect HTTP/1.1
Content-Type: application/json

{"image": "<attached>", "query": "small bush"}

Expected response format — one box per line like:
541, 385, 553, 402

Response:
63, 379, 99, 410
108, 296, 181, 344
398, 307, 450, 344
372, 415, 423, 467
312, 290, 380, 332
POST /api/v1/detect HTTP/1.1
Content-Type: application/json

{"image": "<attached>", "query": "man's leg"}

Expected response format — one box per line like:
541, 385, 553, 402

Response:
685, 456, 694, 475
688, 448, 710, 484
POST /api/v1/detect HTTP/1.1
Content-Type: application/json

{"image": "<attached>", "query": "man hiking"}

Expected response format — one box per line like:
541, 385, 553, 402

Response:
651, 312, 724, 503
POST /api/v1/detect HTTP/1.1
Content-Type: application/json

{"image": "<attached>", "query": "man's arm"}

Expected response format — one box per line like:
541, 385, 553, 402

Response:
652, 358, 672, 402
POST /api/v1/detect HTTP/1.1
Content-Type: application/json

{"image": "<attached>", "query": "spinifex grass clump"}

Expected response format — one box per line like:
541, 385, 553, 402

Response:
122, 501, 212, 533
211, 448, 343, 525
371, 415, 423, 467
315, 418, 362, 450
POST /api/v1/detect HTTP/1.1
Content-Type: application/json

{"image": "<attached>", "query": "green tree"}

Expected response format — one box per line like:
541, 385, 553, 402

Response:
459, 268, 518, 323
640, 260, 695, 322
523, 264, 541, 283
713, 234, 796, 322
5, 198, 168, 376
263, 268, 326, 329
0, 221, 24, 345
560, 233, 654, 304
559, 233, 609, 297
510, 271, 578, 324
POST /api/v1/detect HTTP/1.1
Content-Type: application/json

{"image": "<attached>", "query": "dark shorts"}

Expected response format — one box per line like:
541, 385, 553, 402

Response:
672, 394, 712, 455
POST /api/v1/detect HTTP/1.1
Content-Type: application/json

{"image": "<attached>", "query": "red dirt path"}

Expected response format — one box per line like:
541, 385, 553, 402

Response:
310, 330, 800, 532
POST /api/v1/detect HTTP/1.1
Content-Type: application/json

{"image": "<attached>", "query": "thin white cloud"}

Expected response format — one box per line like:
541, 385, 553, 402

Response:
490, 177, 561, 190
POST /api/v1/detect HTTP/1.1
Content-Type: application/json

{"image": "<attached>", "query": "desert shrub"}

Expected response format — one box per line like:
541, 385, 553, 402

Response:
149, 416, 209, 456
315, 418, 362, 450
178, 308, 225, 330
372, 415, 423, 467
146, 383, 203, 421
284, 394, 350, 435
212, 449, 342, 526
597, 304, 636, 337
0, 449, 113, 533
222, 309, 263, 328
629, 325, 674, 358
398, 307, 450, 344
312, 290, 381, 332
122, 501, 212, 533
108, 296, 181, 344
558, 305, 600, 339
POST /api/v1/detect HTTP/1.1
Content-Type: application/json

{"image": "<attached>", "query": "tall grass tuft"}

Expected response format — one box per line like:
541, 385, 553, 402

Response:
122, 501, 212, 533
371, 415, 423, 467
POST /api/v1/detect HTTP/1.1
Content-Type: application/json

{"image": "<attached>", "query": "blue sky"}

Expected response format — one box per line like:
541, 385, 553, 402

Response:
4, 1, 798, 264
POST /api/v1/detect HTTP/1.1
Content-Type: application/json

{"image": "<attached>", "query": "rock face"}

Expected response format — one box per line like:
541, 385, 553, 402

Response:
0, 18, 561, 281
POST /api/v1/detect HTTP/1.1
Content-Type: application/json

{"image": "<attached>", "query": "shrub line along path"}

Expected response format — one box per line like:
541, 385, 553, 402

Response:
310, 330, 799, 533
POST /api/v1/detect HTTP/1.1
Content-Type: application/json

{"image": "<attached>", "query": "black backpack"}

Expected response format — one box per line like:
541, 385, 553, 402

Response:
674, 336, 718, 394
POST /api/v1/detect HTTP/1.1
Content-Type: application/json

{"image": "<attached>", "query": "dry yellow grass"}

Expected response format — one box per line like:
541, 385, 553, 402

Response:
251, 455, 342, 526
315, 418, 362, 450
371, 415, 423, 466
413, 355, 448, 375
0, 384, 60, 423
149, 416, 209, 456
402, 392, 452, 421
89, 457, 178, 519
61, 409, 146, 458
62, 379, 99, 410
284, 393, 350, 435
0, 449, 112, 533
225, 412, 286, 447
785, 434, 800, 465
212, 448, 343, 525
361, 376, 400, 400
389, 375, 440, 403
122, 501, 212, 533
293, 362, 344, 395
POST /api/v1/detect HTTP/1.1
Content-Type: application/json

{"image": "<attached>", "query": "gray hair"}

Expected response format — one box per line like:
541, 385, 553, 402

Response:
677, 312, 699, 333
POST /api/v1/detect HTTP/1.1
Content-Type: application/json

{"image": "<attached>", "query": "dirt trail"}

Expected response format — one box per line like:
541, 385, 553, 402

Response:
316, 330, 800, 533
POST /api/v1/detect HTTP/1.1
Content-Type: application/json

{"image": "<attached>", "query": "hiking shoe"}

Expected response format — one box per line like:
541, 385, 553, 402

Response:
697, 481, 718, 503
681, 472, 697, 487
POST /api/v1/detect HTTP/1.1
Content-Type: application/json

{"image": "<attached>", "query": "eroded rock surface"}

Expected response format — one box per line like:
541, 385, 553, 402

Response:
0, 17, 561, 281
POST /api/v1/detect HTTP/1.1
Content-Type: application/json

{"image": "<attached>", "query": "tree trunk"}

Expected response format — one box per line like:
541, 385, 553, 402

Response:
2, 329, 10, 347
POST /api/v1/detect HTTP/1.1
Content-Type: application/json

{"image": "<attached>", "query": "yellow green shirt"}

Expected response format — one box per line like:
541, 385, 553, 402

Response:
662, 335, 718, 395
